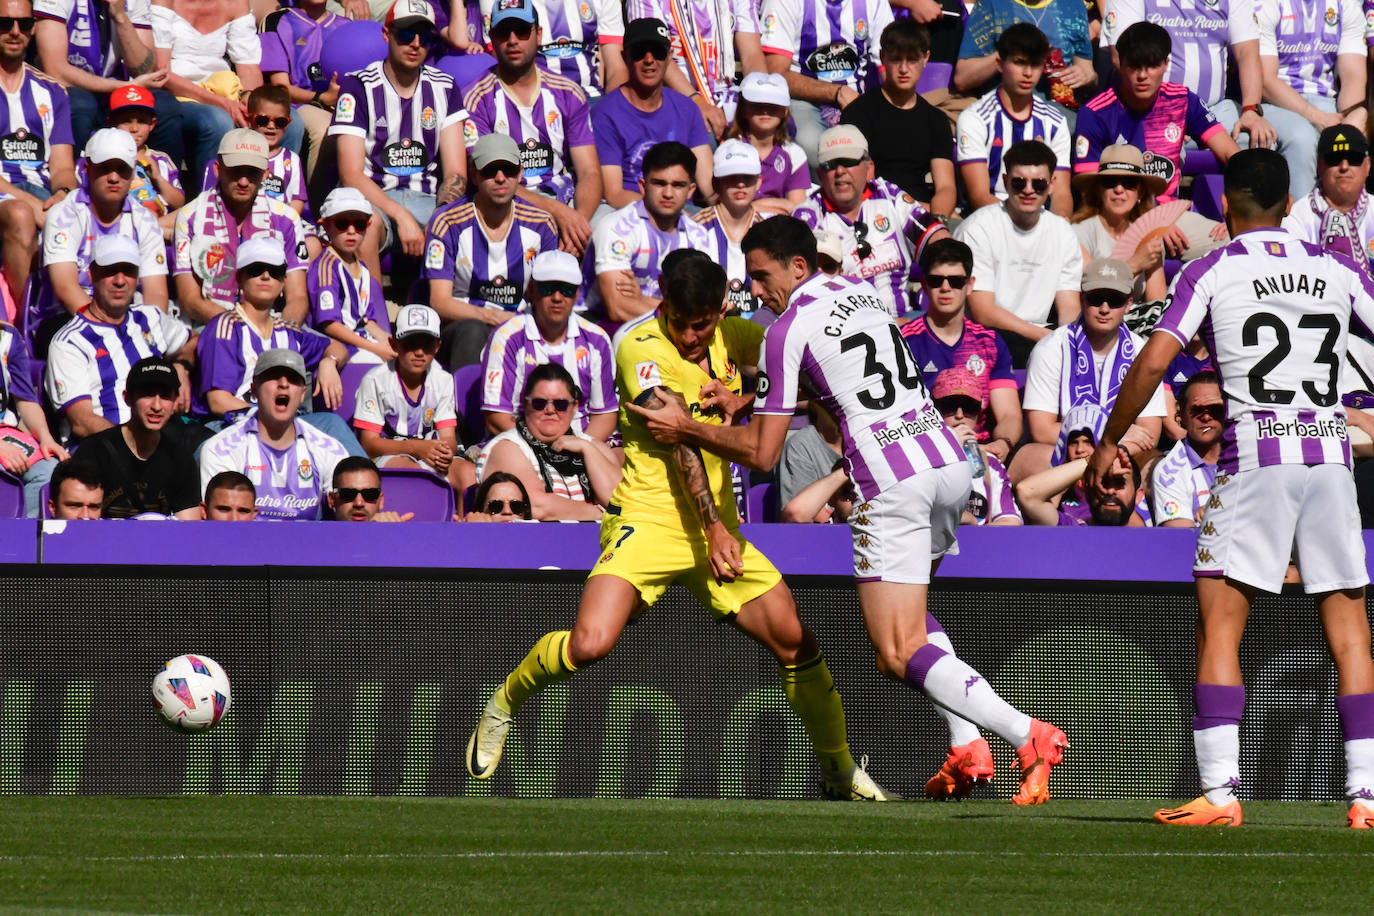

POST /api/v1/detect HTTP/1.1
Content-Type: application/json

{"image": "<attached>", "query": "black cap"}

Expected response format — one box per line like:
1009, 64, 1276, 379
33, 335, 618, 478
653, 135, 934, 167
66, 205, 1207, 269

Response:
125, 357, 180, 395
624, 17, 671, 53
1319, 125, 1368, 162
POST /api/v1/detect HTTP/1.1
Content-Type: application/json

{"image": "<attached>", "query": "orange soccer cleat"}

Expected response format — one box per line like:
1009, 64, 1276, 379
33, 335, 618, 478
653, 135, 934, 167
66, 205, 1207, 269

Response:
1011, 719, 1068, 806
1348, 801, 1374, 829
925, 738, 995, 800
1154, 795, 1243, 826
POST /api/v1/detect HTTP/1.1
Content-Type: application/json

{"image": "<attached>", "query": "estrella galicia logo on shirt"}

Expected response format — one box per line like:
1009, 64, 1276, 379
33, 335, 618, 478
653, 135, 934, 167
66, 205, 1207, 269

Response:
542, 37, 585, 58
382, 139, 429, 176
805, 42, 859, 82
261, 174, 285, 198
520, 139, 554, 177
727, 277, 752, 312
1139, 150, 1176, 188
0, 128, 44, 166
472, 276, 521, 308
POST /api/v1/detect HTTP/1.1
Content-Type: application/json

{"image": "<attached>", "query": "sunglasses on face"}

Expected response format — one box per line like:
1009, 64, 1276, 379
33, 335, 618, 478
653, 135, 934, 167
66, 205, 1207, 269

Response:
628, 43, 668, 62
537, 281, 578, 299
925, 273, 969, 290
528, 397, 574, 412
479, 161, 519, 180
853, 220, 873, 260
240, 262, 287, 280
1188, 402, 1223, 420
491, 22, 534, 42
253, 115, 291, 130
486, 499, 529, 515
819, 157, 865, 173
1323, 151, 1367, 168
1086, 291, 1130, 309
1101, 176, 1141, 191
1007, 176, 1051, 194
330, 216, 369, 232
336, 487, 381, 503
0, 16, 34, 32
394, 25, 437, 46
935, 397, 982, 417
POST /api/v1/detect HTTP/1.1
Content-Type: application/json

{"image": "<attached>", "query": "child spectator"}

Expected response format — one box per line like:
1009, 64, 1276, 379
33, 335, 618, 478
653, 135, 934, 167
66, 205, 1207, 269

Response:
730, 71, 808, 214
309, 187, 394, 365
105, 85, 184, 241
0, 317, 67, 516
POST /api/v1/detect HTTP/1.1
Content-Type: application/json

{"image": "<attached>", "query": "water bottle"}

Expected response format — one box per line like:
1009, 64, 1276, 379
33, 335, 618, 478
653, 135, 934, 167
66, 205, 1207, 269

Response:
962, 439, 986, 478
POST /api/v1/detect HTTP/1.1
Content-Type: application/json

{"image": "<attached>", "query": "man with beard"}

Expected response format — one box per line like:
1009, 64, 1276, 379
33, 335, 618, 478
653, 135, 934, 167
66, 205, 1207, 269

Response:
1015, 441, 1145, 527
1150, 370, 1223, 527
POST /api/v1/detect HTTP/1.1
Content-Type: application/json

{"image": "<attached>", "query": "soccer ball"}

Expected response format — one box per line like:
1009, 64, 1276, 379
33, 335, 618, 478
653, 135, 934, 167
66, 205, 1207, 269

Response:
151, 654, 232, 732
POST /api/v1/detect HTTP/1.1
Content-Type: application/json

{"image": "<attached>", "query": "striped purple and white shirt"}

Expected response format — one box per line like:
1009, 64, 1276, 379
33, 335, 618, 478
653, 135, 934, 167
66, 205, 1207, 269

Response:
173, 188, 311, 312
423, 200, 559, 311
0, 321, 36, 427
478, 0, 624, 94
1102, 0, 1258, 108
193, 309, 332, 416
198, 410, 348, 520
479, 312, 617, 433
308, 248, 390, 342
955, 89, 1071, 200
693, 205, 769, 315
754, 272, 964, 502
0, 67, 73, 190
1258, 0, 1364, 98
1154, 227, 1374, 474
968, 452, 1020, 525
463, 68, 595, 206
759, 0, 893, 95
200, 146, 307, 211
329, 62, 467, 195
588, 200, 715, 309
353, 361, 458, 440
627, 0, 759, 103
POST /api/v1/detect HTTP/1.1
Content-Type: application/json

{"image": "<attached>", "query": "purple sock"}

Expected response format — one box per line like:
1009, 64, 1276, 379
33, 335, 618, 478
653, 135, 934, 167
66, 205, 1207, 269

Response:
1193, 683, 1245, 731
1338, 693, 1374, 741
904, 642, 948, 689
925, 612, 944, 635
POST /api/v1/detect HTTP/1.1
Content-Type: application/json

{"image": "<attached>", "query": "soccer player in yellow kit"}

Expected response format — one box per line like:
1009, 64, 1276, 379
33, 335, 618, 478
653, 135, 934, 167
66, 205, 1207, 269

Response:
466, 251, 893, 800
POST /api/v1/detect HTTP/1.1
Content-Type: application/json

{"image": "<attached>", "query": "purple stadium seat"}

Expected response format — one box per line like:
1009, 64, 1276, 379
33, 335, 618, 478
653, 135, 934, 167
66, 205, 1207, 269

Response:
378, 466, 456, 521
433, 52, 498, 94
1164, 258, 1182, 287
39, 481, 50, 519
314, 360, 374, 420
1182, 149, 1221, 176
0, 469, 23, 518
745, 481, 778, 524
916, 61, 952, 96
1191, 174, 1225, 223
318, 21, 387, 83
452, 363, 485, 445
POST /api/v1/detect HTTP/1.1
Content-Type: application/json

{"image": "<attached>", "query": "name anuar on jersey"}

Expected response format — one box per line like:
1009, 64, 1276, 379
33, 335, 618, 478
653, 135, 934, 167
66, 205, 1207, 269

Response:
1252, 272, 1327, 300
1256, 415, 1347, 440
823, 291, 888, 336
872, 408, 942, 447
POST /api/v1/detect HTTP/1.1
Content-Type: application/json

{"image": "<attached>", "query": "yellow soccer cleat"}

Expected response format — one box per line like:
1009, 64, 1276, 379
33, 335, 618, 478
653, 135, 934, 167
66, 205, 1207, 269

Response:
925, 738, 994, 800
1348, 801, 1374, 829
821, 756, 903, 801
1011, 719, 1068, 806
465, 695, 514, 780
1154, 795, 1243, 826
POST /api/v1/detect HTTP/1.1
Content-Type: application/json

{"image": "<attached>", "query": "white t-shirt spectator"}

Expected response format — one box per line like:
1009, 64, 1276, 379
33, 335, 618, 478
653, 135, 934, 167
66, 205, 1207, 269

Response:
1023, 324, 1167, 418
954, 203, 1083, 327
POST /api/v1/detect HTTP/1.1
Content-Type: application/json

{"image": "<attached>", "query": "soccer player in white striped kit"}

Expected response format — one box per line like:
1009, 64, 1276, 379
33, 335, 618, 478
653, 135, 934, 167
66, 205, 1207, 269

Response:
632, 216, 1068, 803
1088, 148, 1374, 828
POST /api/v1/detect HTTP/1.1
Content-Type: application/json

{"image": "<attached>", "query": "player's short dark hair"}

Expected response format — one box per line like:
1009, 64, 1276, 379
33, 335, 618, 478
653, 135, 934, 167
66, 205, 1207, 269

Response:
1116, 22, 1171, 69
473, 471, 532, 520
1224, 148, 1290, 220
1003, 139, 1057, 175
50, 459, 103, 497
880, 18, 930, 60
660, 248, 712, 284
919, 238, 974, 276
332, 456, 380, 488
996, 22, 1050, 63
522, 362, 581, 404
662, 256, 728, 319
1177, 369, 1220, 407
741, 215, 818, 274
641, 142, 698, 180
205, 470, 255, 501
247, 84, 291, 112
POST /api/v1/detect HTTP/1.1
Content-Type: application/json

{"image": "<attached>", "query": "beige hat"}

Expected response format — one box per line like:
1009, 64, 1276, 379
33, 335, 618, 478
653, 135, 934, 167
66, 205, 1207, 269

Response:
1081, 257, 1135, 296
217, 128, 269, 170
1071, 143, 1167, 197
817, 125, 869, 166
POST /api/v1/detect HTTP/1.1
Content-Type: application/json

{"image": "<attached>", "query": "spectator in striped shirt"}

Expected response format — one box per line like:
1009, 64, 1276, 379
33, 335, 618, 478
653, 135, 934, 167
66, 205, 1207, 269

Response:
472, 0, 627, 99
309, 187, 395, 366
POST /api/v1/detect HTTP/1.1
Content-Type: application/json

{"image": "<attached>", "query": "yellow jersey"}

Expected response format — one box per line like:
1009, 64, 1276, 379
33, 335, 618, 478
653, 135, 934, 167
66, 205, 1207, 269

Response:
610, 312, 764, 527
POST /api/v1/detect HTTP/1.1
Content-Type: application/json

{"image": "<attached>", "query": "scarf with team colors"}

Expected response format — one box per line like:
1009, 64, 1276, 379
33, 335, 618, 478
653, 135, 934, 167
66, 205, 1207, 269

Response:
1060, 319, 1135, 417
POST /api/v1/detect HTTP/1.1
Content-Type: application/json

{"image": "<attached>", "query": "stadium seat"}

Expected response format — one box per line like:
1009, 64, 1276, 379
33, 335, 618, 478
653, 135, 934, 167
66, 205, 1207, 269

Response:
917, 61, 952, 96
1191, 174, 1225, 223
1182, 149, 1222, 176
452, 363, 485, 446
38, 481, 50, 519
0, 469, 23, 518
379, 466, 456, 521
318, 21, 387, 83
314, 360, 373, 420
433, 52, 499, 94
1164, 258, 1182, 286
745, 481, 778, 523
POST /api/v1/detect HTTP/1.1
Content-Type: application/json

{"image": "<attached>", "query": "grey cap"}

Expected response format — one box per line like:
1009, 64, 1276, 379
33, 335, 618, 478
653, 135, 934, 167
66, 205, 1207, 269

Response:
253, 348, 308, 384
1081, 257, 1134, 296
471, 133, 521, 171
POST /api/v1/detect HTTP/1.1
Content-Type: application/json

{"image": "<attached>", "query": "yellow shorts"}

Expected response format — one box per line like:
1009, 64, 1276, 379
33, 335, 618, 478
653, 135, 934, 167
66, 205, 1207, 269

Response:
589, 511, 782, 619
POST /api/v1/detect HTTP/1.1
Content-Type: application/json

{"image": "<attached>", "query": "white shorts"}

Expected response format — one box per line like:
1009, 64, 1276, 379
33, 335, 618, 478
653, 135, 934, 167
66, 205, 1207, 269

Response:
1195, 463, 1368, 594
850, 462, 970, 585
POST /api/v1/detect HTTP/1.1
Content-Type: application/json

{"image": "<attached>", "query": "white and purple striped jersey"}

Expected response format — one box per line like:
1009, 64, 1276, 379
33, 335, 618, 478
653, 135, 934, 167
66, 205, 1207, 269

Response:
0, 321, 36, 426
308, 247, 389, 342
45, 305, 190, 440
478, 0, 624, 94
627, 0, 759, 103
1154, 227, 1374, 474
462, 69, 595, 207
200, 146, 307, 210
1150, 437, 1217, 524
353, 361, 458, 440
759, 0, 893, 95
328, 62, 467, 196
1101, 0, 1258, 108
193, 309, 332, 416
1257, 0, 1364, 99
480, 312, 617, 433
33, 0, 152, 79
172, 188, 311, 312
587, 200, 715, 309
754, 272, 964, 502
693, 205, 769, 315
422, 200, 559, 311
791, 178, 945, 317
198, 411, 348, 520
967, 452, 1020, 525
955, 89, 1072, 200
0, 67, 73, 190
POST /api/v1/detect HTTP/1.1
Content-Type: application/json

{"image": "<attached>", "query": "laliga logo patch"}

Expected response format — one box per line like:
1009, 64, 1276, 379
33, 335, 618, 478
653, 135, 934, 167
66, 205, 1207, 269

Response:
426, 239, 445, 269
763, 13, 776, 31
1105, 10, 1115, 26
610, 239, 628, 256
336, 93, 356, 122
53, 231, 68, 248
463, 120, 478, 142
319, 291, 335, 313
635, 360, 661, 388
1075, 135, 1089, 159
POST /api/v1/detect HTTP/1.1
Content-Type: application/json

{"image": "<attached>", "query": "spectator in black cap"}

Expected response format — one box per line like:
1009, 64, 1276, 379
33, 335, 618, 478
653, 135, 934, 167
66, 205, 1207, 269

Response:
1282, 125, 1374, 280
76, 356, 202, 519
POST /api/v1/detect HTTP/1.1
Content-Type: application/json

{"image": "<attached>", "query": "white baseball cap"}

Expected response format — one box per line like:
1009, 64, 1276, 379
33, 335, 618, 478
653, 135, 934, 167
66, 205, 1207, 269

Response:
394, 304, 441, 339
739, 71, 790, 108
85, 128, 137, 169
236, 237, 287, 270
817, 125, 869, 166
320, 187, 373, 220
90, 234, 141, 269
713, 139, 761, 179
530, 250, 582, 287
813, 229, 843, 264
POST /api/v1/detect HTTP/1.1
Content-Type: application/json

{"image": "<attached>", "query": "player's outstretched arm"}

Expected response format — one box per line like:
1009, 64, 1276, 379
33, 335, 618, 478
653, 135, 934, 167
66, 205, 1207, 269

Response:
628, 387, 789, 471
1086, 331, 1181, 491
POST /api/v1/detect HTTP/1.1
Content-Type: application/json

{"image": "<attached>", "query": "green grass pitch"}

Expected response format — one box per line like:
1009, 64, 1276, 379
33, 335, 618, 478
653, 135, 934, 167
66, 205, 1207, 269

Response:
0, 797, 1369, 914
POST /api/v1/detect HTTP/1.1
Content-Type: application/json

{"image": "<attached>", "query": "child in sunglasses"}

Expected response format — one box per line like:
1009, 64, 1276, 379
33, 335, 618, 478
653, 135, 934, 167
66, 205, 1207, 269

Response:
309, 187, 394, 364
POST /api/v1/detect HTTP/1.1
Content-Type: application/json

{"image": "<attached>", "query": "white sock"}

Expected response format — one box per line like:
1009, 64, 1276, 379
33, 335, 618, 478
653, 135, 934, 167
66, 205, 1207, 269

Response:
1345, 737, 1374, 803
907, 645, 1031, 748
925, 630, 982, 747
1194, 724, 1241, 805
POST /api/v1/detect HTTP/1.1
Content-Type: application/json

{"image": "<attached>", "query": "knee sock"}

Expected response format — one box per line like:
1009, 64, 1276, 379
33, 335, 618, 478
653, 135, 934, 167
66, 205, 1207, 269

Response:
1193, 683, 1244, 805
905, 643, 1031, 748
925, 613, 982, 748
779, 654, 856, 780
1337, 692, 1374, 803
498, 630, 578, 714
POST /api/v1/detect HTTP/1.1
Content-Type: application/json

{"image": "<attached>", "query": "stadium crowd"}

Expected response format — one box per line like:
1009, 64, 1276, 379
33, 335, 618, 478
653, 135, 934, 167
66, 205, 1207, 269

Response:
4, 0, 1374, 530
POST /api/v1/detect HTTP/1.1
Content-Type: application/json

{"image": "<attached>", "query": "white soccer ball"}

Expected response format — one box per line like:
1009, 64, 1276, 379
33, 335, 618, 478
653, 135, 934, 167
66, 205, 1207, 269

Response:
151, 654, 232, 732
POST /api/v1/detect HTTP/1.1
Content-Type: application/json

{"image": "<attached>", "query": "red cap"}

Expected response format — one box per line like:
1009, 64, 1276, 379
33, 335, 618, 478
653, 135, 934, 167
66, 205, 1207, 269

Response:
110, 84, 156, 113
931, 367, 985, 403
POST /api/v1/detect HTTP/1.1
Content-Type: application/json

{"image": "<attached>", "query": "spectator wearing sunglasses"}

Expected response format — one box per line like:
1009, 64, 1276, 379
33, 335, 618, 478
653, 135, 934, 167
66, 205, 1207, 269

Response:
476, 361, 621, 520
1282, 126, 1374, 280
424, 133, 558, 369
930, 368, 1021, 527
899, 238, 1020, 466
310, 187, 394, 365
1074, 22, 1237, 204
1150, 370, 1223, 528
1071, 143, 1169, 304
792, 125, 948, 318
463, 0, 602, 258
475, 0, 626, 99
953, 139, 1081, 367
692, 140, 770, 317
328, 456, 415, 522
592, 17, 714, 211
330, 0, 469, 292
465, 469, 533, 521
480, 250, 616, 441
199, 87, 310, 231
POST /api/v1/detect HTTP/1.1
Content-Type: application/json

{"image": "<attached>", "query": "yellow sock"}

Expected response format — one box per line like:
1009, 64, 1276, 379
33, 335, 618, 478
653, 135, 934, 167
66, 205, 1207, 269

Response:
498, 630, 578, 714
779, 654, 855, 779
